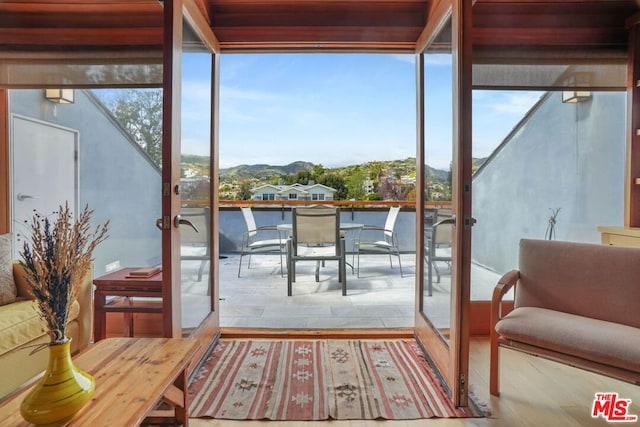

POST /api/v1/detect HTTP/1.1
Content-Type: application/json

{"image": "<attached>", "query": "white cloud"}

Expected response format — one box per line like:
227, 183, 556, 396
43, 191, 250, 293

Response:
483, 92, 542, 115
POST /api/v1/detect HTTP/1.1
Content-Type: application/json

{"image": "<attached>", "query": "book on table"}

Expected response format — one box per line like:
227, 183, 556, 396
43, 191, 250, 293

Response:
126, 266, 162, 278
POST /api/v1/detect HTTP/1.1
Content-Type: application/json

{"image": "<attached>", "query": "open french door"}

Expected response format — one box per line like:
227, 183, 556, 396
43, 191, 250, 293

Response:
160, 0, 220, 347
414, 0, 473, 407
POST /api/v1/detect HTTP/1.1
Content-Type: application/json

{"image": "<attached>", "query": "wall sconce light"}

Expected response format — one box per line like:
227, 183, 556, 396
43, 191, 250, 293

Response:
44, 89, 74, 104
561, 72, 591, 103
562, 90, 591, 103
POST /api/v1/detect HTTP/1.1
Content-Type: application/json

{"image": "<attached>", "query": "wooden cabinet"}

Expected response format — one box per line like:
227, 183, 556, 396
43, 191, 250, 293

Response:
597, 226, 640, 247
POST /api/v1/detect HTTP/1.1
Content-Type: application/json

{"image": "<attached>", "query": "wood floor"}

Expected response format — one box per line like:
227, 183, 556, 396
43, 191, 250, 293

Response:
190, 336, 640, 427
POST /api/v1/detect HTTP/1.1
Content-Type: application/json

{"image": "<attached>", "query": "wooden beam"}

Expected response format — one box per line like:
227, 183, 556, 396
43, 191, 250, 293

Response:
0, 3, 161, 26
473, 27, 627, 47
218, 42, 415, 53
0, 28, 163, 47
416, 0, 452, 53
183, 0, 221, 53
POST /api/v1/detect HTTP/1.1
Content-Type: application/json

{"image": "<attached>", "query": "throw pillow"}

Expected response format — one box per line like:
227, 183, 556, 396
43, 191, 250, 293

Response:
13, 262, 35, 300
0, 234, 17, 306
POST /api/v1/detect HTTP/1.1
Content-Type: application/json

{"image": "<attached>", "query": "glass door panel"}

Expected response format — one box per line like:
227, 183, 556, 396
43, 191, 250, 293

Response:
422, 20, 454, 339
179, 45, 213, 336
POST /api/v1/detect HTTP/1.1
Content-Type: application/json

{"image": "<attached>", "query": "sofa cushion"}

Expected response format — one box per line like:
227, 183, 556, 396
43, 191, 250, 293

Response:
0, 234, 17, 306
0, 299, 81, 357
496, 307, 640, 373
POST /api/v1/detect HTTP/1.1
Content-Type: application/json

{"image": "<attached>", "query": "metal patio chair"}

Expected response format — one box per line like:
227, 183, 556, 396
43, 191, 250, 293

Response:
353, 206, 404, 278
286, 207, 347, 296
238, 207, 285, 277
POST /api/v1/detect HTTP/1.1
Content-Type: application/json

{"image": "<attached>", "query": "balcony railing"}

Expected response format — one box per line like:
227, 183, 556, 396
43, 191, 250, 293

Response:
181, 200, 451, 254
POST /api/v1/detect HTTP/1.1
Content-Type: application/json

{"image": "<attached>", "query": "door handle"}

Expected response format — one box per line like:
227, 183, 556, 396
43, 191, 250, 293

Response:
174, 215, 199, 233
155, 216, 199, 232
17, 193, 39, 201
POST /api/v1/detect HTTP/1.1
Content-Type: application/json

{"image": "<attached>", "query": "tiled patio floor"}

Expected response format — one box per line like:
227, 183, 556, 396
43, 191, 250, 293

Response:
180, 252, 503, 330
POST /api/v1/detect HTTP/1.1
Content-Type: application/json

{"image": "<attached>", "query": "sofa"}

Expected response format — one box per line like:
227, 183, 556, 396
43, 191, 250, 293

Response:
489, 238, 640, 396
0, 261, 93, 400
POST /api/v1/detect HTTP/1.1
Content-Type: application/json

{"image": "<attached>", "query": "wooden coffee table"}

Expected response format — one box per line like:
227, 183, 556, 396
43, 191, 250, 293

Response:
0, 337, 200, 426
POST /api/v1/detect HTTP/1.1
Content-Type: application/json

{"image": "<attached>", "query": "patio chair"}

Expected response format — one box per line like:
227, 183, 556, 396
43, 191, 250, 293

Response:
238, 207, 285, 277
353, 206, 403, 278
425, 215, 454, 296
287, 207, 347, 296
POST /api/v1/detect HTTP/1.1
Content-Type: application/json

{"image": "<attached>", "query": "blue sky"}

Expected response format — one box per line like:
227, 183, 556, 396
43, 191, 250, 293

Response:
181, 53, 542, 170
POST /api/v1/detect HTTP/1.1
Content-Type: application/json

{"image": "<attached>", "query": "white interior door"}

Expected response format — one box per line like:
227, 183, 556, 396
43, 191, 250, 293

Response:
11, 114, 78, 257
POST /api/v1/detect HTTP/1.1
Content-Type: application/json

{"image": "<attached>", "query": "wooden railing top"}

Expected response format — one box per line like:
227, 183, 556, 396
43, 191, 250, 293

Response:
184, 199, 451, 210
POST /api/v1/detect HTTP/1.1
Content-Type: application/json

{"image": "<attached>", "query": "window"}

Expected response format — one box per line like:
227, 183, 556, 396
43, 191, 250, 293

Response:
262, 193, 275, 201
312, 194, 325, 201
289, 193, 298, 200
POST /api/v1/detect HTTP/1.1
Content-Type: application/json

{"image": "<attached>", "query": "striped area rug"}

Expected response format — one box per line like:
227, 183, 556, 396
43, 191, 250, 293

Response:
188, 339, 486, 420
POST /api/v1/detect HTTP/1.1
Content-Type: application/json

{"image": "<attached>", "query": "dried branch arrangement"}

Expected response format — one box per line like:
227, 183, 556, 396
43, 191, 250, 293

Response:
20, 203, 109, 344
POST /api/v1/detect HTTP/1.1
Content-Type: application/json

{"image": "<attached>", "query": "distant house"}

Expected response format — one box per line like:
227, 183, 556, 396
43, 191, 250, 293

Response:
251, 181, 337, 201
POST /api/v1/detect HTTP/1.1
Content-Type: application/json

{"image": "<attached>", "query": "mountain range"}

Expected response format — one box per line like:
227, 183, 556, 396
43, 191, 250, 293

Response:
181, 155, 486, 182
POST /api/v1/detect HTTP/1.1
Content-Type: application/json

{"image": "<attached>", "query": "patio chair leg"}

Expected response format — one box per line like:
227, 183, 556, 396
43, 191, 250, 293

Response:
396, 249, 403, 278
279, 250, 284, 278
427, 255, 433, 297
351, 251, 356, 275
237, 253, 244, 278
197, 260, 208, 282
340, 240, 347, 295
286, 240, 294, 296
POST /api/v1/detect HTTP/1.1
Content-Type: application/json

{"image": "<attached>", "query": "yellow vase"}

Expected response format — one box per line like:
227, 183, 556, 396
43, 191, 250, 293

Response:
20, 339, 95, 426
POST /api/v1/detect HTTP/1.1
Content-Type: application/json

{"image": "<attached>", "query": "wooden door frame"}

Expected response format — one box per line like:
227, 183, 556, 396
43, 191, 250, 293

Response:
413, 0, 472, 407
161, 0, 183, 338
161, 0, 222, 360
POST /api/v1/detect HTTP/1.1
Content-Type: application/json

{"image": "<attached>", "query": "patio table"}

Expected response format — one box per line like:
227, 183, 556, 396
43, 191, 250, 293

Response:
276, 222, 364, 233
277, 223, 364, 273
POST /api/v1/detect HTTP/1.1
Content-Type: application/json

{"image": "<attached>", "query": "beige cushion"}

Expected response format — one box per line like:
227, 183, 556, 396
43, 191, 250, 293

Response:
0, 299, 80, 357
13, 262, 35, 300
496, 307, 640, 373
0, 234, 17, 306
517, 239, 640, 329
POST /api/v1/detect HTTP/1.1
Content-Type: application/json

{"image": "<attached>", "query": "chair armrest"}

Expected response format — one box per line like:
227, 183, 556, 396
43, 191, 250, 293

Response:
433, 217, 455, 228
356, 225, 389, 243
361, 225, 385, 231
489, 268, 518, 397
490, 269, 519, 327
256, 225, 278, 231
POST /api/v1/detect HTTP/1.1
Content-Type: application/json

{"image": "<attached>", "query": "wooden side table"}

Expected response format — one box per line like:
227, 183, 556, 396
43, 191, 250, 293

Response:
0, 338, 200, 426
93, 268, 163, 342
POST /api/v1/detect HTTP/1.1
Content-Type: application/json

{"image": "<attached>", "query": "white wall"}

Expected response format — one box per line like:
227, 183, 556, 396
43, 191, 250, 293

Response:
472, 91, 626, 274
